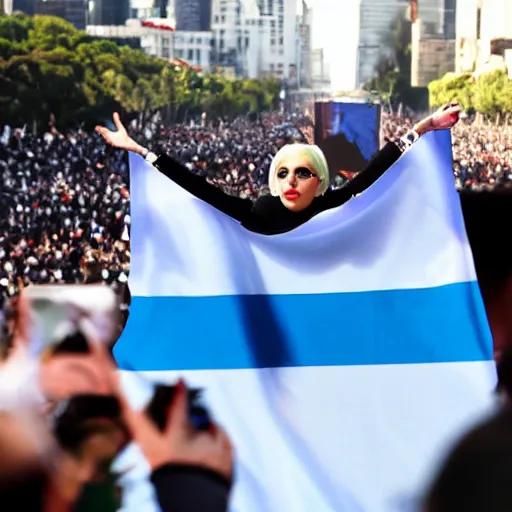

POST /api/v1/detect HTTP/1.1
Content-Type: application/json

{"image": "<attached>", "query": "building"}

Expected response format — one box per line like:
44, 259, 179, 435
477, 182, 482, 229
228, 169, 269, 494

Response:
131, 0, 170, 20
455, 0, 481, 73
281, 0, 298, 81
409, 0, 457, 86
174, 0, 211, 31
87, 0, 129, 26
297, 0, 312, 87
410, 20, 455, 85
87, 19, 174, 58
210, 0, 300, 79
479, 0, 512, 64
210, 0, 243, 73
455, 0, 512, 74
9, 0, 35, 14
506, 48, 512, 79
356, 0, 409, 87
35, 0, 87, 30
416, 0, 456, 39
242, 6, 275, 79
310, 48, 331, 89
173, 31, 212, 69
86, 19, 212, 70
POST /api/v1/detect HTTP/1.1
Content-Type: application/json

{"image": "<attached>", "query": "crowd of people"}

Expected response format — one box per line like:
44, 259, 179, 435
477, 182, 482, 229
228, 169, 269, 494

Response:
0, 127, 131, 314
382, 112, 512, 190
0, 102, 512, 512
0, 110, 511, 311
0, 106, 511, 511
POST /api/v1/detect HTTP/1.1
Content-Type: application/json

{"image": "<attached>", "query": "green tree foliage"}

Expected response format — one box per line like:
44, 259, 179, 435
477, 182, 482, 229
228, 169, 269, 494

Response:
429, 70, 512, 118
428, 73, 472, 111
0, 13, 280, 131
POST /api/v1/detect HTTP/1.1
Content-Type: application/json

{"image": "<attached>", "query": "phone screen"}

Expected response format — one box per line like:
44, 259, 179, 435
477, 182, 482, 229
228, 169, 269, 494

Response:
20, 284, 119, 356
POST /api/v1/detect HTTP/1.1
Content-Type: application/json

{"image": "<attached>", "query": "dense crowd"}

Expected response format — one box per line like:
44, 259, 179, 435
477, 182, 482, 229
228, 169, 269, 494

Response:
0, 113, 311, 310
0, 127, 131, 311
382, 112, 512, 190
0, 111, 511, 309
0, 108, 511, 512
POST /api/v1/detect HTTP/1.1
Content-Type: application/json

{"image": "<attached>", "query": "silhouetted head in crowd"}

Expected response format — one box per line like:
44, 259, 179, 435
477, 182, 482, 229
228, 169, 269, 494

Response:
0, 412, 53, 511
424, 407, 512, 512
496, 346, 512, 403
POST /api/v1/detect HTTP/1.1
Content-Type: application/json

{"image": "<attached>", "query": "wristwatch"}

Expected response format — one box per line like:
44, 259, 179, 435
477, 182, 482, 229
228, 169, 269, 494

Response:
397, 129, 420, 153
144, 151, 158, 164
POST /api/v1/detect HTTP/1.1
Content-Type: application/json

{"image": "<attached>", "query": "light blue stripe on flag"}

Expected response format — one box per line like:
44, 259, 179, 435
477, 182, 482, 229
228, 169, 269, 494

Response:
116, 131, 496, 512
115, 281, 492, 371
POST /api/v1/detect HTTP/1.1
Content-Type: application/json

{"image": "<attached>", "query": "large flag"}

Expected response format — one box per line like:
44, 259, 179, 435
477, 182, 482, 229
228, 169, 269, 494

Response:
115, 131, 496, 512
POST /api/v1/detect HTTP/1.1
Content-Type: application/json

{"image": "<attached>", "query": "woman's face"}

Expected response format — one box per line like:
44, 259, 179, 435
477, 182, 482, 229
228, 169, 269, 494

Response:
275, 152, 321, 212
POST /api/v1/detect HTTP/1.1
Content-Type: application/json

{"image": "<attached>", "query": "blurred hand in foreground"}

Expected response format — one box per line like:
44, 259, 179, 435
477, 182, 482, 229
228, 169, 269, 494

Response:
117, 378, 233, 479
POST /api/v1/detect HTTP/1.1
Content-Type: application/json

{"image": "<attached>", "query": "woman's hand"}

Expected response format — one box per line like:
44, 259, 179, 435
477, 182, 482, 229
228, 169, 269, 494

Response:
95, 113, 147, 156
414, 103, 461, 135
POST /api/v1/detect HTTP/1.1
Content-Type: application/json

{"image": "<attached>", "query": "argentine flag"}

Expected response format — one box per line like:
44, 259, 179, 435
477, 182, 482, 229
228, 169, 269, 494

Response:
115, 131, 496, 512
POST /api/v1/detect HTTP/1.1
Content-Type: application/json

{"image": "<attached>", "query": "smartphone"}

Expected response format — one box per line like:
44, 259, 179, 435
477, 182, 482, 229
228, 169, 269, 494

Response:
145, 385, 212, 432
20, 284, 119, 357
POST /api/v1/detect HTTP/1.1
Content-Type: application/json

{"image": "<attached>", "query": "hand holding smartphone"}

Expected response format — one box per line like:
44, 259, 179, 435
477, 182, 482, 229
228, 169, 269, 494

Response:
17, 284, 119, 357
145, 384, 212, 432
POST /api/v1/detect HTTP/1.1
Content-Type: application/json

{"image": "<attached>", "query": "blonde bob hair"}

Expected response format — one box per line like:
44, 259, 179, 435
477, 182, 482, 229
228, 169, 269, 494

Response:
268, 143, 330, 198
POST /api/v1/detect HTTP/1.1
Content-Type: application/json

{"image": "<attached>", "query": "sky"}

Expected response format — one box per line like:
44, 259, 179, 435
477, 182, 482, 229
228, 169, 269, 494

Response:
307, 0, 360, 90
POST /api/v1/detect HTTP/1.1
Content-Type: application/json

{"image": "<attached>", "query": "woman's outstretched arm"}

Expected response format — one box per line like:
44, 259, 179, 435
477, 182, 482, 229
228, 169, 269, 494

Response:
95, 113, 253, 224
150, 153, 253, 223
320, 103, 461, 209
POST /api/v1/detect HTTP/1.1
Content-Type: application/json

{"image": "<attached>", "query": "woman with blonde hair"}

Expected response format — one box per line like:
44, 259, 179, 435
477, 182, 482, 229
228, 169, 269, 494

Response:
96, 104, 461, 235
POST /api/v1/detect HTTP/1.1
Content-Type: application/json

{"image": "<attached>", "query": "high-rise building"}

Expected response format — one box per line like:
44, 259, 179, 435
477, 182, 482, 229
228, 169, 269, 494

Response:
357, 0, 409, 87
297, 0, 312, 87
35, 0, 86, 29
174, 0, 211, 31
455, 0, 512, 73
479, 0, 512, 63
210, 0, 299, 78
417, 0, 456, 39
443, 0, 456, 39
87, 0, 129, 25
358, 0, 458, 88
11, 0, 35, 14
131, 0, 169, 20
409, 0, 458, 86
454, 0, 481, 72
211, 0, 242, 71
154, 0, 168, 17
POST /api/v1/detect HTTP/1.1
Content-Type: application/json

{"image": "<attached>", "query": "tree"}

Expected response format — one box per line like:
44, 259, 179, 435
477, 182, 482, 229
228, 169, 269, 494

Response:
0, 13, 280, 131
428, 70, 512, 119
472, 71, 512, 117
428, 73, 473, 111
0, 12, 32, 43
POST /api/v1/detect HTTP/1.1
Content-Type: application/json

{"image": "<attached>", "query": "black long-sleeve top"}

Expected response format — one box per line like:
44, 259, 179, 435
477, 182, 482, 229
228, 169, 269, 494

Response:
152, 143, 403, 235
150, 464, 231, 512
